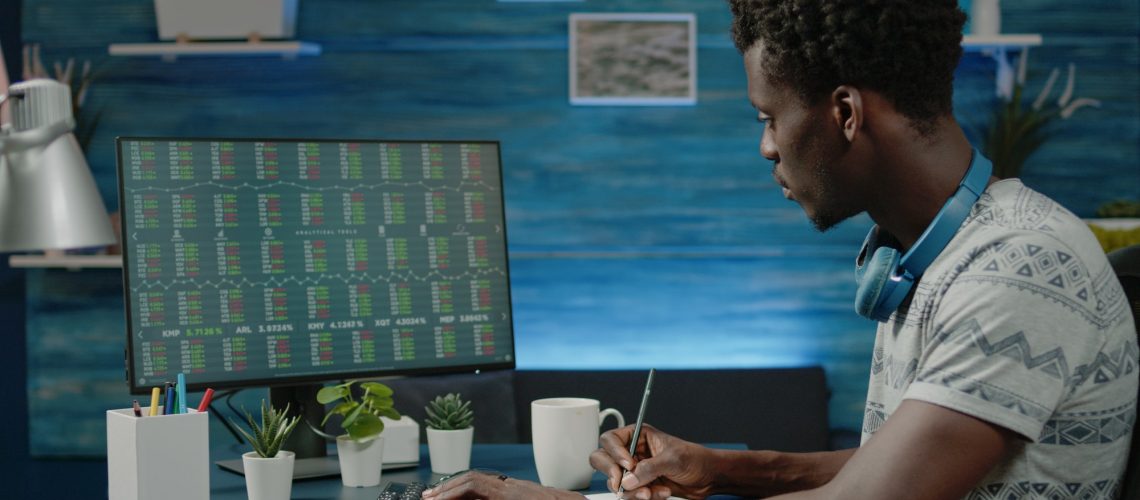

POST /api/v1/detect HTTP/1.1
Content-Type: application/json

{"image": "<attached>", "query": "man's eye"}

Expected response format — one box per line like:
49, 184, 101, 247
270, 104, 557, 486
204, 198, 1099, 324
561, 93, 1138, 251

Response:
756, 116, 771, 126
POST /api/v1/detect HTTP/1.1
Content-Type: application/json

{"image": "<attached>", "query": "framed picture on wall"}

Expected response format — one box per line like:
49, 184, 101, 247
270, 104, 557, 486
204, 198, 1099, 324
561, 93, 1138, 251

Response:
569, 13, 697, 106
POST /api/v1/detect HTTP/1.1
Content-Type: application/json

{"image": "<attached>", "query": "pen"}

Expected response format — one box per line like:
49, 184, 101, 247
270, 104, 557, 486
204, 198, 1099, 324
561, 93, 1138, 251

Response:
618, 368, 656, 495
196, 388, 215, 413
132, 399, 142, 417
163, 381, 174, 415
149, 386, 160, 416
177, 373, 188, 414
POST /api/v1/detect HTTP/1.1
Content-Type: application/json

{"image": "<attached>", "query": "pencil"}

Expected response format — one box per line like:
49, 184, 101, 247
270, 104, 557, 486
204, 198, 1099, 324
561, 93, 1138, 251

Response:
149, 386, 160, 416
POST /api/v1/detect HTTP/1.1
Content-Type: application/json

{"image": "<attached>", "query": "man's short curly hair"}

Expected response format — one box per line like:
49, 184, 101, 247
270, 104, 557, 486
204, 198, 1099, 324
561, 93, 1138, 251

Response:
729, 0, 966, 134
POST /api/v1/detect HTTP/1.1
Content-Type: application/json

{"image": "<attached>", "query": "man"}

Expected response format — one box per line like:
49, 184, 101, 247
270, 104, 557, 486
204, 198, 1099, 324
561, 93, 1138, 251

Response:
422, 1, 1137, 499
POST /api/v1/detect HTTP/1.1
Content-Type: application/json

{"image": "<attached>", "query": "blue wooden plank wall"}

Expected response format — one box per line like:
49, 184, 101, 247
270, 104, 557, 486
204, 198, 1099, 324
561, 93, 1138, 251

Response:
15, 0, 1140, 456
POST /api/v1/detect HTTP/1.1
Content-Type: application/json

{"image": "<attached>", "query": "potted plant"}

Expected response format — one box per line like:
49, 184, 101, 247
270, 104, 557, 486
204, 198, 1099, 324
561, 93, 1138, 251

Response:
424, 393, 475, 474
1088, 200, 1140, 253
981, 53, 1100, 179
230, 400, 300, 500
313, 380, 400, 487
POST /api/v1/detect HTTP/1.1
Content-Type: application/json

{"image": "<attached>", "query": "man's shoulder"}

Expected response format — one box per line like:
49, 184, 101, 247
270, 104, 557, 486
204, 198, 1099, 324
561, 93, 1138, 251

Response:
969, 179, 1088, 239
926, 180, 1122, 326
946, 179, 1102, 271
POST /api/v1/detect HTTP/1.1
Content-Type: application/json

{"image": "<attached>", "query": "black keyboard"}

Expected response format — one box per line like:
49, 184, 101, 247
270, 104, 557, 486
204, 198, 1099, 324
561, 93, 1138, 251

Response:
378, 481, 428, 500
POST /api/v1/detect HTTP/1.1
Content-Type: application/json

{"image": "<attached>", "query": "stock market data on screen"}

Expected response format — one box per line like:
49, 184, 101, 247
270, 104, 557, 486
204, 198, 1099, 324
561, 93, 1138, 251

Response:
117, 138, 514, 392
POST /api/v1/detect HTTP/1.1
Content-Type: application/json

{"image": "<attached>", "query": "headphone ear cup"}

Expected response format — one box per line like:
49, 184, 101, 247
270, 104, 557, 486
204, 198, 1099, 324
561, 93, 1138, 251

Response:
855, 246, 901, 319
855, 235, 902, 319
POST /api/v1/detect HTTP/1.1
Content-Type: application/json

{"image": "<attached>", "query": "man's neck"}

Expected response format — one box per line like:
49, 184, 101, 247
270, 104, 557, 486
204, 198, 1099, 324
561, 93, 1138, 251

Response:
864, 120, 977, 251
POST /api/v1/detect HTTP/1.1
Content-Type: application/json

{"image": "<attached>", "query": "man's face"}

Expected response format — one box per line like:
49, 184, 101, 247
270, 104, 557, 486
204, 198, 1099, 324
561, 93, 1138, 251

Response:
744, 45, 861, 232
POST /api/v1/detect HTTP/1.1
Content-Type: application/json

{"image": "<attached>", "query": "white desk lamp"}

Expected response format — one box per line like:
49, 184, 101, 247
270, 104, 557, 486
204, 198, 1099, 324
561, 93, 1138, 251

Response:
0, 78, 115, 252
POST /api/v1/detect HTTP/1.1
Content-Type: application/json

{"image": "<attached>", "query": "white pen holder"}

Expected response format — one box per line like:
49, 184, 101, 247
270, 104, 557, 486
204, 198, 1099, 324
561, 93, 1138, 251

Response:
106, 408, 209, 500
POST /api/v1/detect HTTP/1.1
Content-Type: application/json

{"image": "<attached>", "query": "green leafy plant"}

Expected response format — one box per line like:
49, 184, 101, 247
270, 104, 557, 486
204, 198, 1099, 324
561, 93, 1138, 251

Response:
230, 400, 301, 459
424, 393, 474, 430
982, 54, 1100, 179
1097, 200, 1140, 219
312, 380, 400, 442
1088, 223, 1140, 254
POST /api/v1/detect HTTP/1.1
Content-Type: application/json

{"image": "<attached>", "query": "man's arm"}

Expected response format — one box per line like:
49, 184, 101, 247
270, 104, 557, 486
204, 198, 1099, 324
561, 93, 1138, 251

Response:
595, 424, 855, 499
701, 448, 855, 497
768, 399, 1014, 500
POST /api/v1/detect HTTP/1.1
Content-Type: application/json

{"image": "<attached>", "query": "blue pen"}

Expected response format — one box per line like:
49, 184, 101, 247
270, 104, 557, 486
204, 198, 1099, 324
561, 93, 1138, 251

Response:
177, 373, 188, 414
163, 381, 173, 415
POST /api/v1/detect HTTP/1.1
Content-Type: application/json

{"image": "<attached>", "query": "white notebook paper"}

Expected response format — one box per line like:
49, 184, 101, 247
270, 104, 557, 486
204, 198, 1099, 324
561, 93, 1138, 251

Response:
585, 494, 684, 500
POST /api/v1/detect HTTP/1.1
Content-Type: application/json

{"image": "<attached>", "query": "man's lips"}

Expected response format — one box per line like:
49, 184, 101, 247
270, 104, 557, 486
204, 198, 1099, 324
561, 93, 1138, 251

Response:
773, 170, 794, 200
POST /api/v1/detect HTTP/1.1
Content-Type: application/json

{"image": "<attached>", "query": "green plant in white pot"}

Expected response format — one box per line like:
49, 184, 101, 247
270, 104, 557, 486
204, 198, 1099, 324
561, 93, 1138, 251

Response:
312, 380, 400, 487
424, 393, 475, 474
981, 53, 1100, 179
231, 400, 301, 500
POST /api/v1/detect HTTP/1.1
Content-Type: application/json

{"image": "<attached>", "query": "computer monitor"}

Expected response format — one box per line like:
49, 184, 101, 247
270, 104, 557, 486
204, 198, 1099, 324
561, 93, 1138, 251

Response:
115, 137, 515, 467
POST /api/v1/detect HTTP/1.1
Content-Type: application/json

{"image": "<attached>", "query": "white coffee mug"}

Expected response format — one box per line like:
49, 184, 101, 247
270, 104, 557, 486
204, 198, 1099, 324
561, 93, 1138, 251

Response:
531, 397, 625, 490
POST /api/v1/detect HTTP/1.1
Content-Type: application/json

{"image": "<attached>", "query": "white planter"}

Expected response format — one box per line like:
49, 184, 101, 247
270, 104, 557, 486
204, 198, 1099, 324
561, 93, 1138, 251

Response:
971, 0, 1002, 36
154, 0, 299, 41
242, 450, 294, 500
426, 427, 474, 475
335, 435, 385, 487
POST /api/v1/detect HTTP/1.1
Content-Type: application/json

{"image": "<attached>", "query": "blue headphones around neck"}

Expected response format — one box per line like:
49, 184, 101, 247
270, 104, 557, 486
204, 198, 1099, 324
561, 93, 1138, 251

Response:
854, 150, 993, 321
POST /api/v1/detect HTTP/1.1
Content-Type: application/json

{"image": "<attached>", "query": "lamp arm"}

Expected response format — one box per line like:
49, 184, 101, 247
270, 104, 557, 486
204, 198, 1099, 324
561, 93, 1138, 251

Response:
0, 117, 74, 154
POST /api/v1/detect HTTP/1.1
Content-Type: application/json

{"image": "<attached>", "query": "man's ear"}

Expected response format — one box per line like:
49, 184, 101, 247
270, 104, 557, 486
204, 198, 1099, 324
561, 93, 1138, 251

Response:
831, 85, 862, 143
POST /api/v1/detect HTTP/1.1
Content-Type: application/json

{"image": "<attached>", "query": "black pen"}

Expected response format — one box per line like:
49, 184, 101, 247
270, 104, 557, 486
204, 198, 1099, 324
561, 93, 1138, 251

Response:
618, 368, 656, 495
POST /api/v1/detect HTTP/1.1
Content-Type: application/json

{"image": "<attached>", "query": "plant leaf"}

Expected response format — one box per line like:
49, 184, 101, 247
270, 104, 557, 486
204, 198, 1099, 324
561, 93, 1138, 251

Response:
359, 382, 393, 397
363, 394, 394, 410
376, 406, 402, 420
317, 385, 349, 404
342, 402, 365, 428
321, 401, 356, 426
346, 411, 384, 441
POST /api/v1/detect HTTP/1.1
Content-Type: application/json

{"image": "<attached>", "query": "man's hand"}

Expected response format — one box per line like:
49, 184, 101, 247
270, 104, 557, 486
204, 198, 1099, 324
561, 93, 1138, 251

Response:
420, 470, 584, 500
589, 423, 718, 500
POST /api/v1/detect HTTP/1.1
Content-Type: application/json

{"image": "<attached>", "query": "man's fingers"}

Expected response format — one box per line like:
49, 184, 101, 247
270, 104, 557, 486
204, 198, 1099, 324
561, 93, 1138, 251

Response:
423, 472, 480, 499
621, 457, 665, 492
589, 448, 626, 492
648, 484, 673, 500
599, 425, 636, 468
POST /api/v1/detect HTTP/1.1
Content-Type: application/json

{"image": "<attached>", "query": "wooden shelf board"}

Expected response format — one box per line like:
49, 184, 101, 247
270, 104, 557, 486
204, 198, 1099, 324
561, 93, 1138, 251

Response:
8, 254, 123, 269
108, 41, 321, 57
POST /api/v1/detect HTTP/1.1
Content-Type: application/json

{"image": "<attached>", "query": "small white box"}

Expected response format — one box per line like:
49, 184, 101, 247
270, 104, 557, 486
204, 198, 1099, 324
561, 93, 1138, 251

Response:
106, 409, 209, 500
154, 0, 299, 41
381, 416, 421, 464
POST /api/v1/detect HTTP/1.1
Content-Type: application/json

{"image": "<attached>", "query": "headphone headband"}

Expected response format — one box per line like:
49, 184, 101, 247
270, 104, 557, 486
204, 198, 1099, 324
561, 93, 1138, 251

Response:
854, 150, 993, 321
897, 150, 992, 276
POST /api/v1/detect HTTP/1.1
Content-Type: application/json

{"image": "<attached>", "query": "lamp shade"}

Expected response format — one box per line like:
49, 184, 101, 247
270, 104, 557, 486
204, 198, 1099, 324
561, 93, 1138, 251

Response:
0, 79, 115, 252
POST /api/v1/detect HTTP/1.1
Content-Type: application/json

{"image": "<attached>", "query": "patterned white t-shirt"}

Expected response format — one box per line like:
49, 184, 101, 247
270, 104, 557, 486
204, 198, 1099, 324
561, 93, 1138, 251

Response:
861, 179, 1138, 499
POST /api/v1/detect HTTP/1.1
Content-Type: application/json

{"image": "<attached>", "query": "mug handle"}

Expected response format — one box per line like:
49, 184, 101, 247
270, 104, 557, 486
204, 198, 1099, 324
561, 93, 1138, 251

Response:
599, 408, 625, 430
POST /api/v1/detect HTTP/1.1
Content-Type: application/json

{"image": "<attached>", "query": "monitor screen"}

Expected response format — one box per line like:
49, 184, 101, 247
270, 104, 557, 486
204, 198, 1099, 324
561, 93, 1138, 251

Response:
116, 137, 515, 394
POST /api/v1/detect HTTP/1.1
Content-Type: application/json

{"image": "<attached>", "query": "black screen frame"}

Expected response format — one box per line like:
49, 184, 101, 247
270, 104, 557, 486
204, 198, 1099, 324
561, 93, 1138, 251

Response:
116, 136, 517, 395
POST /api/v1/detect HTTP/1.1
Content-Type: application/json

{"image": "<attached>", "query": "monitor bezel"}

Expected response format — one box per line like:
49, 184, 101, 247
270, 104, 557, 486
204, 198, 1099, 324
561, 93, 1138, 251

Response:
115, 136, 517, 395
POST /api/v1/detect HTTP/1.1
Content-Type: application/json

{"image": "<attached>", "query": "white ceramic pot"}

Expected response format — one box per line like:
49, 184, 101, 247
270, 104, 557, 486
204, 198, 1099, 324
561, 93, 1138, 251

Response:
153, 0, 299, 41
336, 435, 385, 487
426, 427, 474, 474
242, 450, 295, 500
971, 0, 1001, 36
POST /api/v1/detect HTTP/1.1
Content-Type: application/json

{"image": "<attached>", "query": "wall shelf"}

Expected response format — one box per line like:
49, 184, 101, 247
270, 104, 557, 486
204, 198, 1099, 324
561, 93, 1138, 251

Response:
8, 254, 123, 269
108, 41, 321, 60
962, 34, 1043, 51
959, 34, 1043, 97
